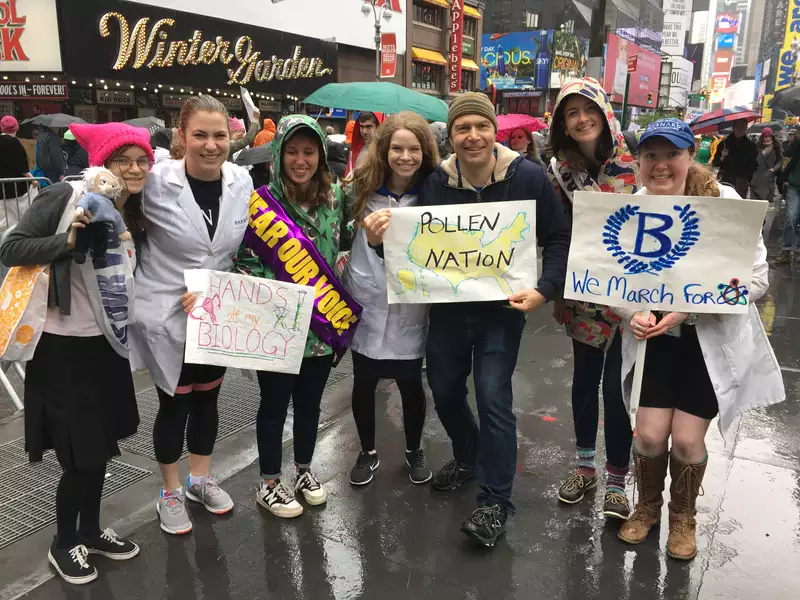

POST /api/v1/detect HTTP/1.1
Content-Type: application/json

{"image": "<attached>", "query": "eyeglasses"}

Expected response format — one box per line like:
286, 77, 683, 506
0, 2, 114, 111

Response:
110, 157, 152, 171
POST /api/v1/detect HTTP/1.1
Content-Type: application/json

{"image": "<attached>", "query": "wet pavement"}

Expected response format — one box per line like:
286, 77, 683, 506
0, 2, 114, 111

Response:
3, 206, 800, 599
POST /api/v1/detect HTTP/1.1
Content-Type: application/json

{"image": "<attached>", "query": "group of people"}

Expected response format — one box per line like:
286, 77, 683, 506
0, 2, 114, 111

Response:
0, 76, 783, 587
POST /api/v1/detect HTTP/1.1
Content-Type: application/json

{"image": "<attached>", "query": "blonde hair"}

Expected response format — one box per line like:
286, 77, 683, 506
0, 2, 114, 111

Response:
350, 111, 440, 222
684, 162, 720, 197
174, 95, 229, 159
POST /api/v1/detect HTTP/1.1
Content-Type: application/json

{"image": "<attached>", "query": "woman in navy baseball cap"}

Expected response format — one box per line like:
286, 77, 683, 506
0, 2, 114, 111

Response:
613, 118, 781, 562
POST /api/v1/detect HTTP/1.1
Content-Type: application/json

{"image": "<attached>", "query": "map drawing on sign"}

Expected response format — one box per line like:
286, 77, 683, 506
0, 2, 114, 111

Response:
383, 201, 538, 305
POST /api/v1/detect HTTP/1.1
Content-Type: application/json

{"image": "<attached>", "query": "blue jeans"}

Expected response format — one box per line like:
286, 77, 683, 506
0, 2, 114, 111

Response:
426, 306, 525, 513
782, 186, 800, 250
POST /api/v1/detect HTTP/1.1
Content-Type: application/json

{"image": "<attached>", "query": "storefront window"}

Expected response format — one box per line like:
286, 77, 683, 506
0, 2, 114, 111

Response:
413, 2, 443, 28
412, 62, 442, 91
461, 70, 477, 92
464, 17, 478, 39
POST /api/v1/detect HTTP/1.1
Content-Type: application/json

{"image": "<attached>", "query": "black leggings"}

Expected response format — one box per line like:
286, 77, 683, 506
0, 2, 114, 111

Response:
351, 352, 426, 453
55, 468, 105, 548
571, 335, 633, 469
152, 364, 226, 464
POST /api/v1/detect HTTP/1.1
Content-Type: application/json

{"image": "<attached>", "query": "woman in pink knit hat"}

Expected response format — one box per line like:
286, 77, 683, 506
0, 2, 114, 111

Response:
0, 122, 153, 584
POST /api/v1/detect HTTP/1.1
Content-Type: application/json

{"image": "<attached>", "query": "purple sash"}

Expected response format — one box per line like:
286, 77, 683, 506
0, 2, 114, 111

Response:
243, 187, 362, 357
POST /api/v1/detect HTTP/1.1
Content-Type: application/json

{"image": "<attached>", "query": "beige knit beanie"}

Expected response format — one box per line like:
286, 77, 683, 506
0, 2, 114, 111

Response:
447, 92, 498, 137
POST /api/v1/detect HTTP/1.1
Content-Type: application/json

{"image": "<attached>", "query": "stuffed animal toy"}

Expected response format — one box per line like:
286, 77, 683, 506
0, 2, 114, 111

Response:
73, 167, 131, 268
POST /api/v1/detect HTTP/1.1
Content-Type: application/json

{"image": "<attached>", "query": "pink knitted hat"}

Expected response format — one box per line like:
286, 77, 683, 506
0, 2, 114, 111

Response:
229, 117, 245, 133
69, 123, 155, 167
1, 115, 19, 134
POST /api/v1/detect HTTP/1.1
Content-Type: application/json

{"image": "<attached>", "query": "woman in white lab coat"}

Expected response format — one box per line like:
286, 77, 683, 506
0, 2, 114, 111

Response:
614, 119, 784, 561
133, 95, 253, 536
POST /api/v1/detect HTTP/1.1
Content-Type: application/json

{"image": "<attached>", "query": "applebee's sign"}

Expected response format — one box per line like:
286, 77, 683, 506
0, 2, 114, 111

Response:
0, 0, 63, 71
449, 0, 464, 92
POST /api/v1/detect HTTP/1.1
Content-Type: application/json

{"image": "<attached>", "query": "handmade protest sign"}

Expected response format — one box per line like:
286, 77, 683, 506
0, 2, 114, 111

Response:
383, 200, 537, 304
184, 269, 313, 374
565, 191, 767, 315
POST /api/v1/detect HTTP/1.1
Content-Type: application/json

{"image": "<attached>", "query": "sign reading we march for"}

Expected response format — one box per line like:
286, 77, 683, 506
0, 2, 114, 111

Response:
383, 201, 538, 304
565, 191, 768, 314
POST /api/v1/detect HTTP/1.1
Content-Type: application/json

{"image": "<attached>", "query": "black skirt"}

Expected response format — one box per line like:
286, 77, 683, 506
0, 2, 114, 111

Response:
24, 333, 139, 472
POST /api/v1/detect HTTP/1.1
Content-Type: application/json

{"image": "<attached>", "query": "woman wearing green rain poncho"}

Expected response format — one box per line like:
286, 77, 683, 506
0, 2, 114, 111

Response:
235, 115, 353, 519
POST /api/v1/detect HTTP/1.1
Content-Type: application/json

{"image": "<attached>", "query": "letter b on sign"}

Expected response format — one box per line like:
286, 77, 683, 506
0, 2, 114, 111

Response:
632, 212, 674, 258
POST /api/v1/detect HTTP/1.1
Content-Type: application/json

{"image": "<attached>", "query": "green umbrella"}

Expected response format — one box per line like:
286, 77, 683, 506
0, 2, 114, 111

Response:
303, 82, 449, 122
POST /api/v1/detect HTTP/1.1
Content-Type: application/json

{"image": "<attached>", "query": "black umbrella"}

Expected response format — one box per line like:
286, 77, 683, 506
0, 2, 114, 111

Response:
124, 116, 166, 133
770, 87, 800, 115
21, 113, 86, 128
748, 121, 784, 133
234, 145, 271, 166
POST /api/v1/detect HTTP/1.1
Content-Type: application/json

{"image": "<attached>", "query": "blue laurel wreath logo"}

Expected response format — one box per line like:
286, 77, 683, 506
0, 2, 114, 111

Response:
602, 204, 700, 275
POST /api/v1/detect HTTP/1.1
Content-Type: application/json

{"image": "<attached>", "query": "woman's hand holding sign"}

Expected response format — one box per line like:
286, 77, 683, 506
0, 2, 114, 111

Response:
629, 311, 688, 340
363, 209, 391, 246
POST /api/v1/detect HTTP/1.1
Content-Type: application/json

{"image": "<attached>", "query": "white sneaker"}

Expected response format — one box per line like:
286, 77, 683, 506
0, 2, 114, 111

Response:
295, 470, 327, 506
256, 480, 303, 518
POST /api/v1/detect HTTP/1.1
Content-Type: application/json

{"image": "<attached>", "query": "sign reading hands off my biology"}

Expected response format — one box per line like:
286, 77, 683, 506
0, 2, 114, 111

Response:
565, 191, 768, 314
184, 269, 313, 373
383, 201, 538, 304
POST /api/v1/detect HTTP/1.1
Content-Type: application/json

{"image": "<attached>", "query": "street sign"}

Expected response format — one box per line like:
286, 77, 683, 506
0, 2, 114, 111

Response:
627, 55, 638, 73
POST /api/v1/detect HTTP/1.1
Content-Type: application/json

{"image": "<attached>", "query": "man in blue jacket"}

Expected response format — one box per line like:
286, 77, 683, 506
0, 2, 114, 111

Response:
364, 93, 569, 546
422, 93, 569, 546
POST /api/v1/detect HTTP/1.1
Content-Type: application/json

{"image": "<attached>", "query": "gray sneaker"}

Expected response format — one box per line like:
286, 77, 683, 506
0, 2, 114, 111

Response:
156, 490, 193, 535
186, 476, 234, 515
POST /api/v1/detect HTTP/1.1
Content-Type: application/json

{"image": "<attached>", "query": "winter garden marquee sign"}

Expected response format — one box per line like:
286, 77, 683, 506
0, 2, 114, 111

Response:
564, 191, 767, 314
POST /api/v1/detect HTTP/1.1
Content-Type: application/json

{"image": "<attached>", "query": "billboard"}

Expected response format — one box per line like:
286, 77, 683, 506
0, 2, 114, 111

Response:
716, 13, 740, 34
717, 33, 734, 49
668, 56, 693, 108
603, 33, 661, 107
480, 31, 552, 90
775, 1, 800, 92
549, 30, 588, 89
127, 0, 407, 54
661, 0, 693, 56
0, 0, 63, 72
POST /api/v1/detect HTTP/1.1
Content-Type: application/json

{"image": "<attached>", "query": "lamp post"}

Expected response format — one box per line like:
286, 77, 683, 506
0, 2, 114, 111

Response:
361, 1, 394, 81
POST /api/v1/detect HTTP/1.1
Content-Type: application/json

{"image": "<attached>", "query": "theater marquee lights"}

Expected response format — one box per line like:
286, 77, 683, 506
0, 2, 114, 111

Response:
99, 12, 334, 86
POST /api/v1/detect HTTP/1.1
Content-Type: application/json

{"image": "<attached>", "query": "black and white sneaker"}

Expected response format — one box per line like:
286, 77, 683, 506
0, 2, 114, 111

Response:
432, 459, 475, 491
48, 540, 98, 585
460, 505, 508, 548
82, 528, 140, 561
406, 449, 432, 484
256, 480, 303, 518
349, 451, 380, 486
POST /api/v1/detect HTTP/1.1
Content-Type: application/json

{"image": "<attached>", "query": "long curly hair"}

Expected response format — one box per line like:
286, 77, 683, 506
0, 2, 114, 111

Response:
349, 111, 440, 222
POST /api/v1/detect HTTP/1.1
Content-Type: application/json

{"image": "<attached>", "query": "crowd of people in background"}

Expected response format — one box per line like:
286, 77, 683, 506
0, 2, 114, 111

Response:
0, 80, 786, 585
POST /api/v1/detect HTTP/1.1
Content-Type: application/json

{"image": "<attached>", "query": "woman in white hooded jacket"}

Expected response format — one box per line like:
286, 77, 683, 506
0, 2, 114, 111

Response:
614, 119, 784, 561
343, 112, 440, 486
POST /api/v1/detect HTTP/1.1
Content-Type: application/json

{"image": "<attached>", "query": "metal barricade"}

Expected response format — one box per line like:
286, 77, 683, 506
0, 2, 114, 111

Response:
0, 179, 49, 411
0, 177, 53, 233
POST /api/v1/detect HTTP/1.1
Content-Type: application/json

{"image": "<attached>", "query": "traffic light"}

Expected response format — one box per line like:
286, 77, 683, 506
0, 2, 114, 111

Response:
647, 92, 654, 105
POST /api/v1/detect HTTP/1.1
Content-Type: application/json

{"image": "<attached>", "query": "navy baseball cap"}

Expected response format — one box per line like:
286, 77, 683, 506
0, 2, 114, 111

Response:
639, 118, 696, 150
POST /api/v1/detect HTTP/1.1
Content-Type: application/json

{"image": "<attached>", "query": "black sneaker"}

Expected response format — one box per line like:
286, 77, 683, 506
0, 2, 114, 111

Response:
432, 459, 475, 491
557, 471, 598, 504
602, 490, 631, 520
460, 505, 508, 547
82, 528, 140, 561
349, 451, 380, 486
48, 540, 98, 585
405, 449, 432, 484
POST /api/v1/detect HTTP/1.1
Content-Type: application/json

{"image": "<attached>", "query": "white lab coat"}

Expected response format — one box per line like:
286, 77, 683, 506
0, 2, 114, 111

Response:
130, 159, 252, 395
617, 185, 785, 436
342, 190, 428, 360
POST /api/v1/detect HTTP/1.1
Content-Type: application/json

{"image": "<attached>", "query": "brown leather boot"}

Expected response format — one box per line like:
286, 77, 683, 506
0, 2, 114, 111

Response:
618, 449, 669, 544
666, 453, 707, 560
